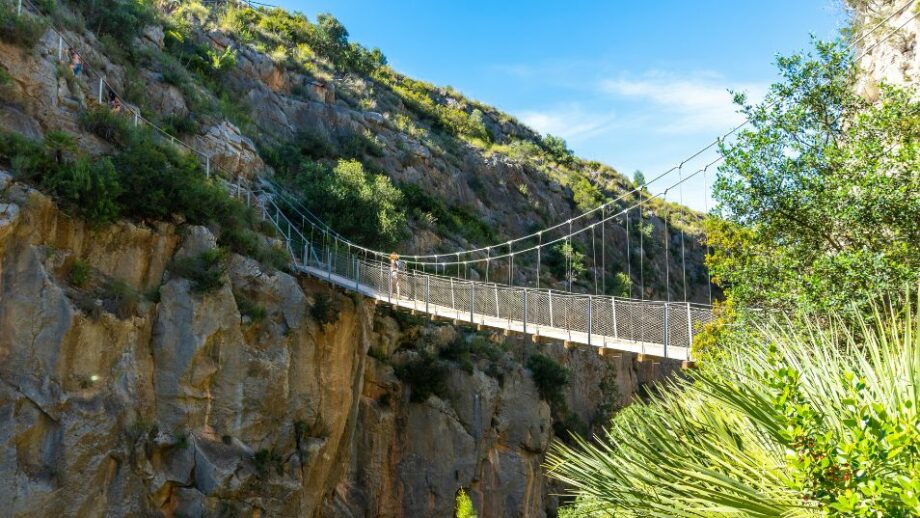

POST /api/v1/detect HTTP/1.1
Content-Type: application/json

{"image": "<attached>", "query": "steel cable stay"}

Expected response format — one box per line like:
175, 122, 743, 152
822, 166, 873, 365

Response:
678, 166, 689, 301
398, 159, 717, 267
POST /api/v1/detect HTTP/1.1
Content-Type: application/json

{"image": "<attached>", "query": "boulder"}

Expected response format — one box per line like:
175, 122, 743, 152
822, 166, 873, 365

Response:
190, 121, 266, 180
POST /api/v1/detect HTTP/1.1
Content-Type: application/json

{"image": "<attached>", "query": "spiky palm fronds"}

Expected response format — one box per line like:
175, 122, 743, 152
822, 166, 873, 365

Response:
548, 294, 920, 517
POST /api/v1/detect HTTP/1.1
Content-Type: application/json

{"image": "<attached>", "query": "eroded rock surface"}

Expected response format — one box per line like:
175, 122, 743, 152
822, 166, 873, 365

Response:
0, 184, 678, 517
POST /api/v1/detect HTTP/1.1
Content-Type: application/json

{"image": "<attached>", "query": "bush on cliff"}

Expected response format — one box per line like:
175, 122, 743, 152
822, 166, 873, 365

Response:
395, 352, 450, 403
0, 1, 48, 48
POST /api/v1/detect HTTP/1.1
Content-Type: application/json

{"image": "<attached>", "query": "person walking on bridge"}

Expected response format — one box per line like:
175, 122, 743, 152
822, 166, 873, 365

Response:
389, 252, 401, 299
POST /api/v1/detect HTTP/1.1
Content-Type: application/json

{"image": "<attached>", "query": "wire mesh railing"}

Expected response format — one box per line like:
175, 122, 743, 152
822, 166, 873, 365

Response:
244, 183, 713, 360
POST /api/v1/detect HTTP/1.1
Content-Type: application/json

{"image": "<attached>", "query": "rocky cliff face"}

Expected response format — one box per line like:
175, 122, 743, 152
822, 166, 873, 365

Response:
0, 174, 677, 517
0, 3, 695, 515
852, 0, 920, 98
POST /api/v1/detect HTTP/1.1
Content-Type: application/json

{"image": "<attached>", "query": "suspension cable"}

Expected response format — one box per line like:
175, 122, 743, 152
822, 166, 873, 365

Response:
638, 197, 645, 299
664, 203, 671, 303
591, 223, 598, 295
703, 164, 713, 306
679, 165, 689, 301
601, 206, 606, 295
536, 232, 542, 288
625, 209, 631, 297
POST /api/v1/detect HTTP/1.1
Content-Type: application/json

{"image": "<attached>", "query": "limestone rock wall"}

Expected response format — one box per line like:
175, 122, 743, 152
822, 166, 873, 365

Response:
0, 176, 677, 517
852, 0, 920, 99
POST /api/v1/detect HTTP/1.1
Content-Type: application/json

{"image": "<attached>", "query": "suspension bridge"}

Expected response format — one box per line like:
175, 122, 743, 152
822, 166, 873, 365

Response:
10, 0, 918, 364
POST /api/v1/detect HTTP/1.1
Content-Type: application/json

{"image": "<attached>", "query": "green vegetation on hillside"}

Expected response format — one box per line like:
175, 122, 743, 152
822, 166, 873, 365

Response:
0, 107, 286, 269
0, 0, 48, 47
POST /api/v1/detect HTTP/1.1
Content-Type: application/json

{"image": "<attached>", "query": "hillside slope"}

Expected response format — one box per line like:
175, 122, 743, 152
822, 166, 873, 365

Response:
0, 0, 712, 303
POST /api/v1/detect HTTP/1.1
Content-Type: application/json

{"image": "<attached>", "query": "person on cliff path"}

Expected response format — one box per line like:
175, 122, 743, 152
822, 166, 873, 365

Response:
389, 252, 401, 299
68, 48, 82, 77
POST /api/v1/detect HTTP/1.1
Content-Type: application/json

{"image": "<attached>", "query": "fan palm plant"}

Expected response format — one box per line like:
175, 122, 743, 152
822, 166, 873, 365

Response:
547, 292, 920, 517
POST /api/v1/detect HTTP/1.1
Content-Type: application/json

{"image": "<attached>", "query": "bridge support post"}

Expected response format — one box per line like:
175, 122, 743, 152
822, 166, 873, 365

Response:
494, 285, 500, 319
686, 302, 693, 351
663, 303, 669, 359
58, 36, 63, 61
424, 275, 430, 315
523, 289, 528, 335
354, 258, 360, 291
587, 295, 593, 347
327, 250, 332, 282
611, 297, 618, 339
98, 77, 104, 104
470, 281, 475, 323
548, 290, 554, 327
449, 278, 455, 318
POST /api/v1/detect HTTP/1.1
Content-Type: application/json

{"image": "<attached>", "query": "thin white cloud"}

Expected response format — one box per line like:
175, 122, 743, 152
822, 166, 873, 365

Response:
599, 72, 767, 134
519, 104, 617, 139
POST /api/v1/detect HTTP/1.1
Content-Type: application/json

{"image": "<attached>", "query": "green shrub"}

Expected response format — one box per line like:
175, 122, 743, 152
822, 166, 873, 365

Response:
526, 354, 569, 406
43, 156, 122, 225
0, 130, 57, 180
0, 67, 13, 101
170, 249, 227, 294
252, 448, 283, 477
310, 292, 341, 327
541, 134, 573, 164
65, 0, 155, 47
103, 278, 139, 319
160, 114, 200, 136
69, 259, 91, 287
440, 336, 473, 373
469, 335, 504, 362
545, 242, 586, 286
455, 489, 477, 518
79, 106, 134, 147
234, 291, 267, 323
367, 346, 388, 363
0, 1, 48, 48
570, 176, 603, 213
606, 271, 632, 298
338, 130, 383, 159
400, 182, 496, 245
395, 352, 449, 403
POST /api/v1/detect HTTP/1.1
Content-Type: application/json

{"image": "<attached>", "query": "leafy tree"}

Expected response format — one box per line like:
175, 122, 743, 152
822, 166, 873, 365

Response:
66, 0, 156, 47
290, 159, 406, 248
542, 134, 573, 163
546, 242, 587, 286
549, 291, 920, 517
632, 169, 646, 190
709, 39, 920, 315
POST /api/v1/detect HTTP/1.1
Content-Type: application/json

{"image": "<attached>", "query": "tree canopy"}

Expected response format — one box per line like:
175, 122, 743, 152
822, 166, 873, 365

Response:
708, 40, 920, 315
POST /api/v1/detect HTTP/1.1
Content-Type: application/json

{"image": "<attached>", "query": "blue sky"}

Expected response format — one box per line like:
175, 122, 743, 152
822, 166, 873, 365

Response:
272, 1, 849, 210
